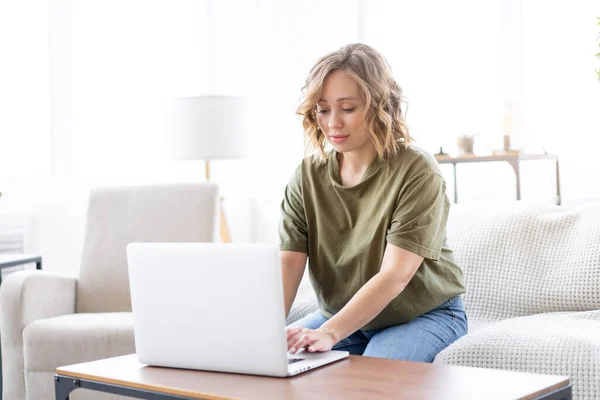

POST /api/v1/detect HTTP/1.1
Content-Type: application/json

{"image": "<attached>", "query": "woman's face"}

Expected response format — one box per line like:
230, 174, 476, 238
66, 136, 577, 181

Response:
316, 70, 371, 154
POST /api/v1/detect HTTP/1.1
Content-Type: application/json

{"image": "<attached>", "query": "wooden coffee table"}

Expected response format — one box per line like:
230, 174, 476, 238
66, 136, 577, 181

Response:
55, 354, 571, 400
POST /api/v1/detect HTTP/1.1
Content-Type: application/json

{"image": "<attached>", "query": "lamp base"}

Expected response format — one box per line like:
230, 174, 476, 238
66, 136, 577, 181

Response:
206, 161, 231, 243
219, 202, 231, 243
219, 197, 232, 243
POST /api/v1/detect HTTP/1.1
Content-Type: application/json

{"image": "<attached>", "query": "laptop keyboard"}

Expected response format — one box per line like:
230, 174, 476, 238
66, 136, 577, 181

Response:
288, 358, 303, 365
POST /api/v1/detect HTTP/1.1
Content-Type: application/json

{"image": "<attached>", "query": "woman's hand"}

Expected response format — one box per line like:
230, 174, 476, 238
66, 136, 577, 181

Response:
285, 326, 338, 354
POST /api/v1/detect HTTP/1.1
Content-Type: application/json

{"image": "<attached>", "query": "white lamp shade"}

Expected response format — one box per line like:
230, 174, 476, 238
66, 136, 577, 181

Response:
172, 96, 248, 160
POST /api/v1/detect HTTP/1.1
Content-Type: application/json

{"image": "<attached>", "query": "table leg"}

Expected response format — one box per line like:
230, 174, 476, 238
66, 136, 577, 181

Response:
55, 375, 76, 400
538, 384, 572, 399
453, 163, 458, 203
55, 375, 200, 399
515, 163, 521, 200
506, 159, 521, 200
0, 337, 2, 397
555, 159, 561, 205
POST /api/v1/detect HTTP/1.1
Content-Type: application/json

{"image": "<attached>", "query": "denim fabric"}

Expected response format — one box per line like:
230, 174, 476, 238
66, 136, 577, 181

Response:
287, 296, 468, 362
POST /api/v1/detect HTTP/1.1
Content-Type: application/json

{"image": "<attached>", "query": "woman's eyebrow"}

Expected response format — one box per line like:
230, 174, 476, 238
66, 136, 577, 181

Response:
317, 96, 359, 103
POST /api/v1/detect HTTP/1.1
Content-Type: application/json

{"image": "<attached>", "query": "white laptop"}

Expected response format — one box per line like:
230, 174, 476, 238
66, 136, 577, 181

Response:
126, 242, 349, 377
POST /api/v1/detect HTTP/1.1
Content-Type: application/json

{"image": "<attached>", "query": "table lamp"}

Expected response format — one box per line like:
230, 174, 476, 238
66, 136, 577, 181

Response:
172, 96, 248, 242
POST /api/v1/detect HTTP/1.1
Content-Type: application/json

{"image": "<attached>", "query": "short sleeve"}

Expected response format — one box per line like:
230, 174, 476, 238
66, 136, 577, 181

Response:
386, 171, 449, 260
279, 165, 308, 253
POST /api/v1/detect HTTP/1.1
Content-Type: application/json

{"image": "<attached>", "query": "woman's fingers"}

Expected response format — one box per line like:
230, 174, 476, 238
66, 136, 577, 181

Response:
285, 327, 305, 349
287, 331, 307, 349
307, 340, 328, 352
289, 333, 318, 354
285, 327, 303, 340
286, 327, 335, 353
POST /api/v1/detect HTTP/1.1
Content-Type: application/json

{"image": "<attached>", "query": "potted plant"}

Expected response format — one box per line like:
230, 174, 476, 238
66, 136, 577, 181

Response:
456, 134, 475, 155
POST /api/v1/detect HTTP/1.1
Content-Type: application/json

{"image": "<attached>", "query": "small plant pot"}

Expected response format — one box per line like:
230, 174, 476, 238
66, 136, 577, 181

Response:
457, 136, 474, 154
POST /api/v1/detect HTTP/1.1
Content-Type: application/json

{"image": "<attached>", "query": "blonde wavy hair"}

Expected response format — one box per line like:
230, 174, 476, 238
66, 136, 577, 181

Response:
297, 43, 410, 162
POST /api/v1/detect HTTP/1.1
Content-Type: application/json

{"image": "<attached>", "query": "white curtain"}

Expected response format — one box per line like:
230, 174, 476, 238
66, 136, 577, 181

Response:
5, 1, 599, 196
522, 0, 600, 202
0, 0, 51, 178
68, 0, 541, 239
364, 0, 518, 204
71, 0, 506, 192
365, 0, 505, 154
71, 0, 359, 197
71, 0, 208, 183
3, 0, 598, 273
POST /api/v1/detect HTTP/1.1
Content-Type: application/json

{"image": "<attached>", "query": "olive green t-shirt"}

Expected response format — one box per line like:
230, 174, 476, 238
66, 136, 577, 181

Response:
279, 146, 465, 331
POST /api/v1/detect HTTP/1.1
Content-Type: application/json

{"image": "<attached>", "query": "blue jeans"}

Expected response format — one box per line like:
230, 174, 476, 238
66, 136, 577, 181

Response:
287, 296, 468, 362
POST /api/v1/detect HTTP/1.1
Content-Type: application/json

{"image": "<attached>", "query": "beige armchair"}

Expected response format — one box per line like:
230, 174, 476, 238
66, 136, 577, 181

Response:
0, 183, 218, 400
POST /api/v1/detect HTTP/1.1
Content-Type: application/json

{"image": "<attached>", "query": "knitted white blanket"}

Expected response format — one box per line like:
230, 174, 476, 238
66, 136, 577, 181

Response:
438, 201, 600, 400
446, 201, 600, 332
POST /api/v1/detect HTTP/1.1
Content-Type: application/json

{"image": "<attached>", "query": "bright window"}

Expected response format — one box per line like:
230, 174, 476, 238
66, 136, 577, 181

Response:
364, 0, 504, 154
0, 1, 51, 177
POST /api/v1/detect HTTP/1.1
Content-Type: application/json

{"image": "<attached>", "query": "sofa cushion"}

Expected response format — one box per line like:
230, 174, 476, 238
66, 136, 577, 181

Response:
435, 310, 600, 400
23, 312, 135, 371
446, 202, 600, 331
286, 273, 319, 325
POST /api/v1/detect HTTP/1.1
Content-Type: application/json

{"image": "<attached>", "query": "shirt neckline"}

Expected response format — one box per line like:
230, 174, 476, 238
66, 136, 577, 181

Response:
328, 150, 384, 188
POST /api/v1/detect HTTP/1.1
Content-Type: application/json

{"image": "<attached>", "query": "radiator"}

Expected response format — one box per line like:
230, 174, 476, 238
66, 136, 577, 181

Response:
0, 233, 24, 253
0, 215, 27, 254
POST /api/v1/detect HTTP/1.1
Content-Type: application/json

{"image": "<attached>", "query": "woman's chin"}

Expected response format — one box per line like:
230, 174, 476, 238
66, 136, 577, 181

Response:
328, 141, 352, 152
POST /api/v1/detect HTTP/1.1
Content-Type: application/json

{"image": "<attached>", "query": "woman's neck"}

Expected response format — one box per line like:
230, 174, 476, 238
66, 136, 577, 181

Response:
337, 144, 377, 175
336, 143, 377, 186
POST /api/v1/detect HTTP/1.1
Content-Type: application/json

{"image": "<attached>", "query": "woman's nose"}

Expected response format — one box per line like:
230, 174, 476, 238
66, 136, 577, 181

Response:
328, 111, 344, 128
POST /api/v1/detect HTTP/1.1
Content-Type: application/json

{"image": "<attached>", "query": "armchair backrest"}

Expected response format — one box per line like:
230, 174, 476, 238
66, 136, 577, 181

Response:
446, 202, 600, 331
76, 183, 218, 313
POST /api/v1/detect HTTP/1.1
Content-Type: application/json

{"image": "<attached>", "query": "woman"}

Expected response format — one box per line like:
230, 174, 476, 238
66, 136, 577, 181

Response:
280, 43, 467, 362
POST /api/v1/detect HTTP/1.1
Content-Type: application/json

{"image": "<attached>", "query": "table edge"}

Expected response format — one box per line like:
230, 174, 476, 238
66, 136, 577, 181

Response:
56, 356, 571, 400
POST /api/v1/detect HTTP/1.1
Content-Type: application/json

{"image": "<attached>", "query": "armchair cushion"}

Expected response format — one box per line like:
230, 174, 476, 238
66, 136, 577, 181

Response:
23, 312, 134, 371
77, 183, 218, 313
23, 313, 135, 400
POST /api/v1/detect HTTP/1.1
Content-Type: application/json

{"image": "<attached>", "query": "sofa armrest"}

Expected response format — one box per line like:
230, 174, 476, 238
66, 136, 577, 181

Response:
0, 270, 76, 400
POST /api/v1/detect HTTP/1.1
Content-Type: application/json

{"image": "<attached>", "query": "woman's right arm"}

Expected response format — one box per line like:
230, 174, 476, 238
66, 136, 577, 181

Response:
281, 250, 307, 319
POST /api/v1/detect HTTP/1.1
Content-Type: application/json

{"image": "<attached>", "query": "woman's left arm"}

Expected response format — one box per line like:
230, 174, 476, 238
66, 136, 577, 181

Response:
287, 243, 423, 353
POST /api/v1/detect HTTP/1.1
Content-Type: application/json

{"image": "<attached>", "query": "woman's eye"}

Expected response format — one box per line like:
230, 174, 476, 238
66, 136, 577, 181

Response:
316, 108, 354, 114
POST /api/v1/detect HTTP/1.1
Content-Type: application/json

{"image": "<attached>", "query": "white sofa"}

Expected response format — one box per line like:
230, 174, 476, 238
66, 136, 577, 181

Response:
288, 201, 600, 400
0, 183, 218, 400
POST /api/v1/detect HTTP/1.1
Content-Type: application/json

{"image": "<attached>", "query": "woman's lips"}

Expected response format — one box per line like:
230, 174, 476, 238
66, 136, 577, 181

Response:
329, 135, 349, 144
